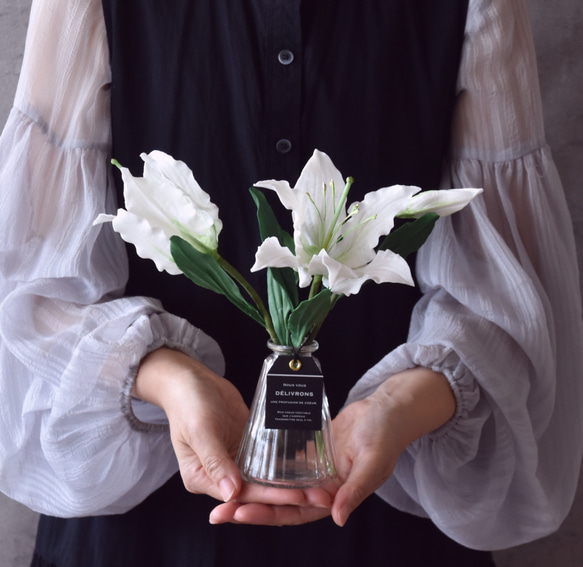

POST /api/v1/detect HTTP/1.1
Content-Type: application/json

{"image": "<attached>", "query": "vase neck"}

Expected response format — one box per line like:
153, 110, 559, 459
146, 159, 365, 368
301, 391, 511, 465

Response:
267, 341, 319, 356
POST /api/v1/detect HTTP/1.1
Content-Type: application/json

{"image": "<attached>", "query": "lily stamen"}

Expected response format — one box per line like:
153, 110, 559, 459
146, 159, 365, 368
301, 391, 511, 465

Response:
333, 215, 378, 247
322, 176, 354, 250
307, 191, 327, 236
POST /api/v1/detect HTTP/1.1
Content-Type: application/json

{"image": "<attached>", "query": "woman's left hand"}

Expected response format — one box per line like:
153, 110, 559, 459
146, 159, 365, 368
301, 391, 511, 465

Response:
209, 367, 456, 526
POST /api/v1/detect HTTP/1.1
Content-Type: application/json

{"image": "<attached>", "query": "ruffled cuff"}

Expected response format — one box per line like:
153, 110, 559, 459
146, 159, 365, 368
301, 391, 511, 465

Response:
120, 311, 225, 432
345, 342, 480, 442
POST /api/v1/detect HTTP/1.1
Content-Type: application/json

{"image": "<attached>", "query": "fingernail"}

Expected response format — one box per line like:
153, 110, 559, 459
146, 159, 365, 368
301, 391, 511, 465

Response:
219, 478, 236, 502
209, 510, 219, 525
334, 508, 347, 527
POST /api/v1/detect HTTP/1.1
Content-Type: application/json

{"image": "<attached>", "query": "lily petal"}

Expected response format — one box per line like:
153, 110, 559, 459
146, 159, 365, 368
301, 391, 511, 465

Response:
256, 150, 349, 265
111, 209, 182, 275
93, 213, 116, 225
399, 188, 483, 218
255, 150, 344, 215
123, 170, 220, 247
363, 249, 414, 287
141, 151, 205, 198
332, 184, 420, 267
251, 236, 298, 272
293, 150, 345, 214
317, 248, 414, 296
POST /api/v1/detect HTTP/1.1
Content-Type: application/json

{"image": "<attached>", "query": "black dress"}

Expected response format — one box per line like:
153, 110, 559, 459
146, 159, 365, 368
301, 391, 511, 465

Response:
32, 1, 494, 565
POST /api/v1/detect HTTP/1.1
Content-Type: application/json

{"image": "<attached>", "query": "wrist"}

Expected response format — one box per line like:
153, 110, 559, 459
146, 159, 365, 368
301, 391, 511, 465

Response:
133, 347, 208, 410
369, 367, 456, 452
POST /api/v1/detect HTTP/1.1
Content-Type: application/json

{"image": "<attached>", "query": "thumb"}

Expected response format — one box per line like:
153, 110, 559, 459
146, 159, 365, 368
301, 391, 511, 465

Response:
203, 450, 241, 502
331, 453, 395, 527
176, 418, 243, 502
331, 470, 373, 527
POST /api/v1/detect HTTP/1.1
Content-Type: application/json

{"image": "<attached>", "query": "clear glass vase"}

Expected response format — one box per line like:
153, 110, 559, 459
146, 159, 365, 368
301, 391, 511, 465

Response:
236, 341, 337, 488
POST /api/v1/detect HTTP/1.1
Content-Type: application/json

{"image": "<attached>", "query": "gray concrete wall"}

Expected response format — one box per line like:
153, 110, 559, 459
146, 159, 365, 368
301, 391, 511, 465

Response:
0, 1, 581, 565
0, 3, 37, 565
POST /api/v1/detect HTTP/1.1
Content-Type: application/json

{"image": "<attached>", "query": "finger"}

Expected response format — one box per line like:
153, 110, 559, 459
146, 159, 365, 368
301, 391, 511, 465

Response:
331, 456, 390, 527
236, 482, 336, 508
178, 457, 241, 503
209, 481, 339, 525
180, 428, 242, 501
210, 502, 331, 526
209, 501, 241, 524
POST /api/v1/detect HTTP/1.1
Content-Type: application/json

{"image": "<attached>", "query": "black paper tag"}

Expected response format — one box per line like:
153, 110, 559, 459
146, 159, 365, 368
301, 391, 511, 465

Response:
265, 355, 323, 430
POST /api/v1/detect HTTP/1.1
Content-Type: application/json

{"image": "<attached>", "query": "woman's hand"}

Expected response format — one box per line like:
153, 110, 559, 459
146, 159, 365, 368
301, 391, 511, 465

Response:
135, 347, 333, 509
330, 367, 456, 526
209, 367, 456, 526
134, 347, 247, 501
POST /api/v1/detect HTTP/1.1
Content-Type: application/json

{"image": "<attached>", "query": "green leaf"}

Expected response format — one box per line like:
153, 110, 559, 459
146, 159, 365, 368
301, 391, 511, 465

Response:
378, 212, 439, 258
250, 186, 299, 340
287, 288, 334, 348
171, 236, 265, 327
267, 268, 295, 345
249, 186, 295, 252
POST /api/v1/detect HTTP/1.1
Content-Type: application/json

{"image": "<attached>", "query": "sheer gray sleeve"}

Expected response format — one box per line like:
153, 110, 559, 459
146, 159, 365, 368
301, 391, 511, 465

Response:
0, 0, 224, 517
347, 0, 583, 550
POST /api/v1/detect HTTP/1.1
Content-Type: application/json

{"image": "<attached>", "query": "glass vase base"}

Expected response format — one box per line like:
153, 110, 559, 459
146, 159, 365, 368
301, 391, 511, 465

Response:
240, 476, 333, 489
236, 341, 337, 489
237, 428, 336, 488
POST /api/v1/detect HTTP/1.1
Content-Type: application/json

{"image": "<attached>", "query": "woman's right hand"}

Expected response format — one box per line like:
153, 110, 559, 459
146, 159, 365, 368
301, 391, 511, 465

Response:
134, 347, 248, 501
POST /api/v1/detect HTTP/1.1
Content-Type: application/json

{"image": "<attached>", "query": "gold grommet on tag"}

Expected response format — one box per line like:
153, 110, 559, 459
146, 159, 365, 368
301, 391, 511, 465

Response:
289, 358, 302, 371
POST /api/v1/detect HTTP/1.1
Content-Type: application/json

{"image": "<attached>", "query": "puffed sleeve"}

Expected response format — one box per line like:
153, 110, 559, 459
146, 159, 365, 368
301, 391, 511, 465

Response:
346, 0, 583, 550
0, 0, 224, 516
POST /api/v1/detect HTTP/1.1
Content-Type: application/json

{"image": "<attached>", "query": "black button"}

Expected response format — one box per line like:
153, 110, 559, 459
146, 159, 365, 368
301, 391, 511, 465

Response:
276, 139, 292, 154
277, 50, 294, 65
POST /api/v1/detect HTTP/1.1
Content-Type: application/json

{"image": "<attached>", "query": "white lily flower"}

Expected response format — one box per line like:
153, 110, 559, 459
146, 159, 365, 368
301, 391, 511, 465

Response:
398, 187, 483, 219
94, 150, 222, 274
251, 149, 418, 296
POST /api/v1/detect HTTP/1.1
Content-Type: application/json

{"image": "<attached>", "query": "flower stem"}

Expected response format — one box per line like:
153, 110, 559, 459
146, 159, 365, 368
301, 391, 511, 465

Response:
309, 274, 323, 300
216, 256, 280, 343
